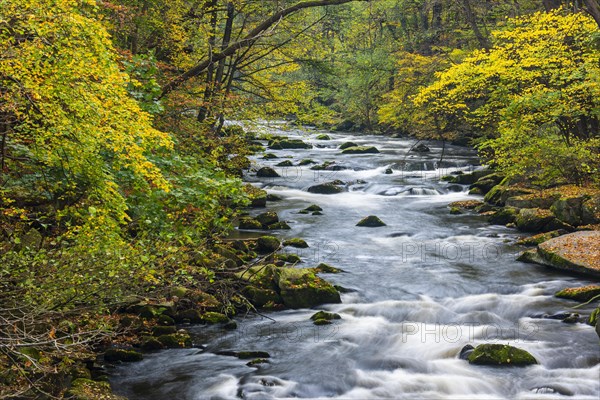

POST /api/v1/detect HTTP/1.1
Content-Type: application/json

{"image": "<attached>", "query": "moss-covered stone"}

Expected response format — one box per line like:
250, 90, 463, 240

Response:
140, 337, 164, 351
505, 193, 560, 209
308, 182, 344, 194
469, 173, 506, 194
356, 215, 386, 227
151, 326, 177, 336
304, 204, 323, 212
104, 349, 143, 363
242, 286, 282, 308
66, 379, 127, 400
298, 159, 316, 165
269, 139, 312, 150
283, 238, 309, 248
157, 332, 192, 348
276, 268, 341, 309
243, 184, 268, 207
246, 358, 270, 366
537, 231, 600, 278
488, 207, 519, 225
256, 211, 279, 226
315, 263, 342, 273
515, 208, 570, 233
555, 285, 600, 302
316, 134, 331, 140
257, 167, 280, 178
449, 207, 462, 215
339, 141, 358, 150
341, 146, 380, 154
516, 230, 567, 246
449, 200, 484, 210
312, 211, 324, 215
262, 153, 278, 159
236, 351, 271, 359
485, 185, 535, 206
467, 344, 537, 366
551, 196, 588, 226
313, 318, 331, 325
277, 253, 302, 264
310, 311, 341, 321
239, 217, 262, 230
266, 221, 291, 230
201, 312, 229, 324
276, 160, 294, 167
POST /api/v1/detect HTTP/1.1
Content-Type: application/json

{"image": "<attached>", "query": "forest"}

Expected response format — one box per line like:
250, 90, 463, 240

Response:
1, 0, 599, 398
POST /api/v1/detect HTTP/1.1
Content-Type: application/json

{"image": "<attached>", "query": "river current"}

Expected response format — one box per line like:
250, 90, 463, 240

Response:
111, 124, 600, 399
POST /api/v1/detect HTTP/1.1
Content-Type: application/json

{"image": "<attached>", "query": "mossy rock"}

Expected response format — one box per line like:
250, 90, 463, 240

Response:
449, 200, 483, 210
316, 134, 331, 140
339, 141, 358, 150
157, 332, 192, 348
467, 344, 537, 366
66, 379, 127, 400
237, 351, 271, 359
266, 194, 283, 202
140, 337, 164, 351
485, 185, 535, 206
308, 182, 344, 194
315, 263, 342, 273
555, 285, 600, 302
537, 231, 600, 278
488, 207, 519, 225
310, 311, 341, 321
582, 196, 600, 225
151, 326, 177, 336
551, 196, 588, 226
256, 236, 280, 253
310, 161, 334, 171
283, 238, 309, 248
312, 211, 324, 215
505, 193, 560, 209
449, 207, 462, 215
357, 215, 386, 227
242, 286, 282, 308
104, 349, 143, 363
516, 208, 571, 233
276, 160, 294, 167
269, 139, 312, 150
445, 170, 494, 185
266, 221, 291, 230
201, 312, 229, 324
247, 358, 270, 366
341, 146, 380, 154
256, 211, 279, 226
277, 253, 302, 264
175, 309, 203, 323
243, 184, 268, 208
239, 217, 262, 230
298, 159, 316, 166
256, 167, 280, 178
214, 245, 244, 266
516, 230, 567, 246
276, 268, 341, 309
262, 153, 279, 159
304, 204, 323, 212
224, 320, 238, 330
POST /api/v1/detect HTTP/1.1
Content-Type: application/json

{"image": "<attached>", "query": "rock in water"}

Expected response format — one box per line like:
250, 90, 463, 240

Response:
256, 236, 280, 253
537, 231, 600, 278
411, 143, 430, 153
467, 344, 537, 366
339, 141, 358, 150
308, 182, 344, 194
257, 167, 280, 178
356, 216, 387, 227
341, 146, 380, 154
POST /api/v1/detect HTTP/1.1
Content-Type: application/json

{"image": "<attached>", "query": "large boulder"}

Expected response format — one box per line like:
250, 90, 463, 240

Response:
536, 231, 600, 278
555, 285, 600, 302
488, 207, 519, 225
469, 173, 506, 194
341, 146, 380, 154
269, 139, 312, 150
276, 268, 341, 309
445, 169, 495, 185
485, 185, 535, 206
551, 196, 587, 226
256, 211, 279, 226
256, 236, 281, 253
467, 344, 537, 366
339, 141, 358, 150
243, 184, 267, 208
582, 196, 600, 225
505, 193, 560, 209
515, 208, 572, 233
308, 182, 344, 194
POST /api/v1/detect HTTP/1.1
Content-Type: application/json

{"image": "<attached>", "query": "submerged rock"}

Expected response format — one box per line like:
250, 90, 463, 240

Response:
467, 344, 537, 366
356, 215, 386, 227
341, 146, 380, 154
316, 134, 331, 140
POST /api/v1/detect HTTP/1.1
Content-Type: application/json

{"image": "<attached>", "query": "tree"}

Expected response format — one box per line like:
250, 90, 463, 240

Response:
414, 9, 600, 185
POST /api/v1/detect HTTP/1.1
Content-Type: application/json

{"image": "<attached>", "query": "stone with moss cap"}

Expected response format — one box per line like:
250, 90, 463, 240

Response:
357, 216, 386, 227
308, 182, 344, 194
339, 141, 358, 150
316, 134, 331, 140
341, 146, 380, 154
257, 167, 280, 178
256, 211, 279, 226
555, 285, 600, 302
276, 268, 341, 309
104, 348, 143, 362
537, 231, 600, 278
283, 238, 309, 248
66, 379, 127, 400
269, 139, 312, 149
256, 236, 280, 253
467, 344, 537, 366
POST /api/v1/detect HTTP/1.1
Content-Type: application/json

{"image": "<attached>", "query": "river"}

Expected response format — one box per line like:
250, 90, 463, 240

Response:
111, 124, 600, 399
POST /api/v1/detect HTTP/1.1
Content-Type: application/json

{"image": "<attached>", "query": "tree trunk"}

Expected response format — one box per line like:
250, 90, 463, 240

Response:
461, 0, 490, 49
542, 0, 562, 11
583, 0, 600, 28
161, 0, 370, 98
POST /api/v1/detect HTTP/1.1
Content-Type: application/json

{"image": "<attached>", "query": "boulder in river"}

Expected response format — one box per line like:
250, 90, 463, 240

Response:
262, 153, 278, 159
356, 215, 387, 227
341, 146, 380, 154
257, 167, 280, 178
238, 217, 262, 230
316, 134, 331, 140
555, 285, 600, 302
283, 238, 309, 248
411, 143, 430, 153
269, 139, 312, 150
488, 207, 519, 226
467, 344, 537, 366
298, 159, 316, 166
310, 311, 341, 325
521, 231, 600, 278
515, 208, 572, 233
256, 236, 281, 253
276, 160, 293, 167
516, 229, 567, 246
308, 182, 344, 194
277, 267, 341, 308
339, 141, 358, 150
256, 211, 279, 226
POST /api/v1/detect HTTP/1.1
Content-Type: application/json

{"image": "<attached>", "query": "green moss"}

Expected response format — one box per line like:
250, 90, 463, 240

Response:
315, 263, 342, 273
316, 134, 331, 140
256, 211, 279, 226
277, 253, 302, 264
267, 221, 291, 230
356, 215, 386, 227
298, 159, 316, 165
239, 217, 262, 230
256, 236, 281, 253
269, 139, 312, 149
104, 349, 143, 362
555, 285, 600, 302
246, 358, 270, 366
67, 379, 126, 400
467, 344, 537, 366
310, 311, 341, 321
449, 207, 462, 215
304, 205, 323, 212
307, 182, 344, 194
151, 325, 177, 336
339, 141, 358, 150
341, 146, 380, 154
283, 238, 309, 248
276, 268, 341, 309
313, 319, 332, 325
201, 312, 229, 324
157, 332, 192, 348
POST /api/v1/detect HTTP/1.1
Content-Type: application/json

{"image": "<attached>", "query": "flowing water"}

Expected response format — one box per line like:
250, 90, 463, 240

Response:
111, 124, 600, 399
